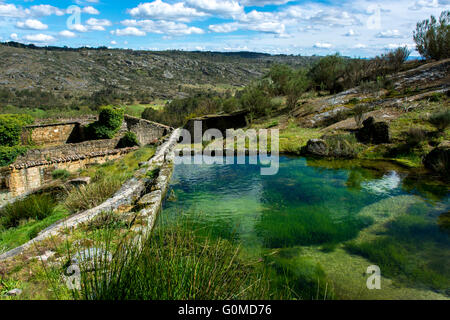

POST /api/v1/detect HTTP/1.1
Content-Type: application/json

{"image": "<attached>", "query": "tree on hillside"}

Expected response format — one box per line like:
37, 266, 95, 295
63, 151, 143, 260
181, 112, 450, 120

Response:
308, 54, 347, 93
285, 69, 310, 110
413, 10, 450, 60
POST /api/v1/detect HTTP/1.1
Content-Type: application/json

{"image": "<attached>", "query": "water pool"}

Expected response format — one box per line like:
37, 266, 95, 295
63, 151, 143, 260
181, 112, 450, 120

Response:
162, 155, 450, 299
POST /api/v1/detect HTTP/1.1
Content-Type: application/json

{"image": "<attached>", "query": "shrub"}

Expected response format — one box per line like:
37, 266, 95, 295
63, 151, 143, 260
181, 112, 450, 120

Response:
117, 131, 139, 148
428, 110, 450, 132
308, 54, 347, 93
0, 146, 28, 167
87, 106, 124, 139
0, 193, 57, 229
413, 10, 450, 60
51, 169, 70, 180
0, 114, 33, 147
353, 104, 369, 128
239, 85, 272, 119
285, 69, 310, 110
405, 128, 426, 147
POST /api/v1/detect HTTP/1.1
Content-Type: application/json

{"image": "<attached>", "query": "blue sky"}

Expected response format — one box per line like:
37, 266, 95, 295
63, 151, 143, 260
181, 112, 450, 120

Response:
0, 0, 449, 57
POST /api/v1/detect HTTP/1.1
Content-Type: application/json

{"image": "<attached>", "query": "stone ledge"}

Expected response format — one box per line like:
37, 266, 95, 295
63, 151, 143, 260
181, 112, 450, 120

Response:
9, 146, 139, 170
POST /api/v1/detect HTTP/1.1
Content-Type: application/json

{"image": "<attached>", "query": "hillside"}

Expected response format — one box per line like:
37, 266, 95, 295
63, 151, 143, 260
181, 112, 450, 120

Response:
0, 43, 318, 108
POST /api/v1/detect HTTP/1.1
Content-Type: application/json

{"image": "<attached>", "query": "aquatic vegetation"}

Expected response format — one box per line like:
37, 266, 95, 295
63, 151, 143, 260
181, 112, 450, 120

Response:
163, 155, 450, 299
346, 207, 450, 293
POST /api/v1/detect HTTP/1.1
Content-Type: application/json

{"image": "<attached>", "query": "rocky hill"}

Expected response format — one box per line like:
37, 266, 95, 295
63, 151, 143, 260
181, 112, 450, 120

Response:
0, 42, 318, 108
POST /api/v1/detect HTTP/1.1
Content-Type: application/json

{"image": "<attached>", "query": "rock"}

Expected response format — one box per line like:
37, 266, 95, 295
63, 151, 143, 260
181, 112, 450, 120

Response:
423, 142, 450, 177
356, 117, 390, 144
304, 139, 328, 157
34, 250, 55, 262
68, 177, 91, 186
6, 289, 22, 296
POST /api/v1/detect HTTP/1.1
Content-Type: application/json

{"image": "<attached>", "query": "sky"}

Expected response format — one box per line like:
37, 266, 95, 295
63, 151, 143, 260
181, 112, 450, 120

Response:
0, 0, 449, 57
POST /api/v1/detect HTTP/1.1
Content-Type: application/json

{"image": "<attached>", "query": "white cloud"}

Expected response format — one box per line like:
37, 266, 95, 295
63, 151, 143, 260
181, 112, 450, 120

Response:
83, 6, 100, 15
10, 33, 19, 41
111, 27, 146, 36
128, 0, 207, 22
409, 0, 440, 10
354, 43, 367, 48
86, 18, 112, 27
59, 30, 76, 38
70, 24, 89, 32
344, 29, 359, 37
209, 23, 239, 33
29, 4, 65, 17
313, 42, 333, 48
16, 19, 48, 30
23, 33, 55, 43
0, 4, 25, 18
240, 1, 295, 6
185, 0, 243, 18
110, 40, 117, 45
122, 19, 204, 35
376, 29, 403, 38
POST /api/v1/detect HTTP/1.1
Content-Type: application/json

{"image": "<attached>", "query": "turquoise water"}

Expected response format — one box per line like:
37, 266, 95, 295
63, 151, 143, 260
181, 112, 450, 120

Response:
162, 155, 450, 299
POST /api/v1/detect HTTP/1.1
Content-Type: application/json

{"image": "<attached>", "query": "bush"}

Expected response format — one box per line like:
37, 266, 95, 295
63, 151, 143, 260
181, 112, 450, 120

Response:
428, 110, 450, 132
285, 69, 310, 110
87, 106, 124, 139
51, 169, 70, 180
353, 104, 369, 128
405, 128, 426, 147
308, 54, 347, 93
0, 194, 57, 229
239, 84, 272, 119
117, 131, 139, 148
413, 10, 450, 60
0, 114, 33, 147
0, 146, 28, 167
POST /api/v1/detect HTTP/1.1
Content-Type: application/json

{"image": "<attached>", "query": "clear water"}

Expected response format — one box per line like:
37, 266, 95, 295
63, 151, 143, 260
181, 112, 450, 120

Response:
162, 155, 450, 299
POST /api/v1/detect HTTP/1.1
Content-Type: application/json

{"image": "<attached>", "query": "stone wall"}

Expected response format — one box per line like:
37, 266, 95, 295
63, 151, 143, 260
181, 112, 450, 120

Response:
124, 115, 172, 145
184, 110, 248, 143
0, 146, 137, 201
16, 138, 120, 162
21, 122, 82, 146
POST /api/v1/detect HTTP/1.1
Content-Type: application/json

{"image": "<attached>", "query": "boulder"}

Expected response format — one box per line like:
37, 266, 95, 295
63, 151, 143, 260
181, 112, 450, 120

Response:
423, 141, 450, 177
304, 139, 328, 157
6, 289, 22, 296
356, 117, 390, 144
68, 177, 91, 186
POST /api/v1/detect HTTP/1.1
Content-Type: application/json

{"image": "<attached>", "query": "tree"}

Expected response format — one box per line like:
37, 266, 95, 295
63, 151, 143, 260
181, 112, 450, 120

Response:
308, 54, 347, 93
413, 10, 450, 60
285, 69, 310, 110
267, 64, 294, 95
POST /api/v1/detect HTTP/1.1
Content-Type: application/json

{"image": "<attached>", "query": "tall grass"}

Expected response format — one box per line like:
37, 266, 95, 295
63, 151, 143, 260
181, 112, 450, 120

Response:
64, 177, 124, 213
72, 220, 274, 300
0, 193, 59, 229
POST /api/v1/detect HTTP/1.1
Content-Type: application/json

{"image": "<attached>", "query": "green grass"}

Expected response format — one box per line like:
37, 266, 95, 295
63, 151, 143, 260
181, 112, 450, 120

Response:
279, 125, 322, 154
72, 220, 278, 300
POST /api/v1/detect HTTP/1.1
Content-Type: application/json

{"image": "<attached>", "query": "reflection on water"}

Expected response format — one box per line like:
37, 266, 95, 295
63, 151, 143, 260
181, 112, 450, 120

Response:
162, 156, 450, 299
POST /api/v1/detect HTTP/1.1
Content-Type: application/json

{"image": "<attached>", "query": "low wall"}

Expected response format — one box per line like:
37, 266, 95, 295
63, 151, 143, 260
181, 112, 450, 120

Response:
124, 115, 172, 145
21, 122, 82, 146
16, 138, 120, 163
0, 146, 138, 202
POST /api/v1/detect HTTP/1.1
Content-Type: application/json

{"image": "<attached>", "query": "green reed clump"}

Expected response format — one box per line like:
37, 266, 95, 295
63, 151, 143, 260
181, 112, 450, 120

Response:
345, 213, 450, 292
73, 222, 275, 300
0, 193, 59, 229
64, 176, 123, 213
